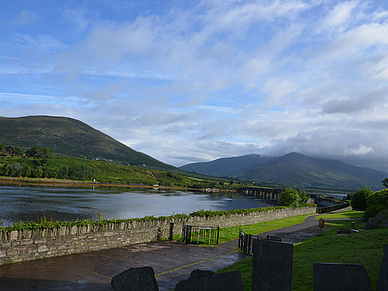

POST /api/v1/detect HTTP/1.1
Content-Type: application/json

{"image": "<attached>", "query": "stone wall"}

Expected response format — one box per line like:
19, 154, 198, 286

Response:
0, 206, 316, 265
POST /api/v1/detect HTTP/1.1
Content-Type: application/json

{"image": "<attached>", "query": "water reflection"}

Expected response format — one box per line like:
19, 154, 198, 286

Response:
0, 184, 274, 227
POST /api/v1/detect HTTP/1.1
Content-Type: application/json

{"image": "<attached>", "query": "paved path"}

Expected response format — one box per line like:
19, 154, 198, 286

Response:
0, 208, 352, 291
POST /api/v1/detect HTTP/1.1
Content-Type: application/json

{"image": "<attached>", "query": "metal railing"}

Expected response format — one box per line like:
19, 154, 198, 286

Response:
238, 228, 281, 255
182, 225, 220, 245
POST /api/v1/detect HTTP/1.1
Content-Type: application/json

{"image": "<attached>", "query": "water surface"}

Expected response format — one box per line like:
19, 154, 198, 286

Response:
0, 184, 275, 226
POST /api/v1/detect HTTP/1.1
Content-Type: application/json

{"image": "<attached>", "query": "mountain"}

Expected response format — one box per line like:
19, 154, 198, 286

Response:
0, 116, 173, 170
180, 153, 387, 190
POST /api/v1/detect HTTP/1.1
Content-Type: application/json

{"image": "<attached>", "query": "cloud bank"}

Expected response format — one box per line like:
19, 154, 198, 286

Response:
1, 0, 388, 172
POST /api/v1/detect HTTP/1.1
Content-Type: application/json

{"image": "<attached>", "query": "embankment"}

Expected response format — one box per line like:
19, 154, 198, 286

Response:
0, 206, 316, 265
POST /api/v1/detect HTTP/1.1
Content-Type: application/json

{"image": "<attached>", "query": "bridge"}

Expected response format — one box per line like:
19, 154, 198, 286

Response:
240, 187, 284, 202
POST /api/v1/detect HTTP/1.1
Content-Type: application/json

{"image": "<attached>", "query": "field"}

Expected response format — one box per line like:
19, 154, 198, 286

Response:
217, 211, 388, 291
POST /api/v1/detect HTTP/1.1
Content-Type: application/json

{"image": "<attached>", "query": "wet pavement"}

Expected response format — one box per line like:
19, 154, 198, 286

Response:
0, 240, 246, 291
0, 209, 353, 291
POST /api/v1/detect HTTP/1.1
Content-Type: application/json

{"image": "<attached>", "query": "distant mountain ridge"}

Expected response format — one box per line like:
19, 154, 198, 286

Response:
180, 153, 387, 190
0, 116, 173, 170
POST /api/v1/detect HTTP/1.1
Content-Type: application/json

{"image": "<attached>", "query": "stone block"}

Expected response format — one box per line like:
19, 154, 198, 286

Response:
174, 269, 244, 291
252, 239, 293, 291
9, 230, 19, 241
378, 245, 388, 291
38, 245, 49, 253
313, 263, 371, 291
22, 230, 32, 239
70, 226, 78, 235
58, 226, 67, 236
2, 242, 11, 248
111, 266, 159, 291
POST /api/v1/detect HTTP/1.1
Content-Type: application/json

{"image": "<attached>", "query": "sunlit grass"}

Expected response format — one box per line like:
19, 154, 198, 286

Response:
315, 209, 364, 220
218, 214, 312, 243
217, 220, 388, 291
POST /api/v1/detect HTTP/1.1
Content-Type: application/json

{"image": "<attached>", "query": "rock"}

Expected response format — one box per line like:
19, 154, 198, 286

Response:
337, 228, 352, 234
174, 269, 244, 291
252, 239, 293, 291
377, 245, 388, 291
111, 266, 159, 291
313, 263, 371, 291
367, 210, 388, 230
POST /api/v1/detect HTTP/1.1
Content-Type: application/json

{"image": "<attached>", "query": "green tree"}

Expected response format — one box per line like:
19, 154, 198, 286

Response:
279, 189, 301, 207
383, 178, 388, 188
6, 146, 23, 157
11, 163, 24, 177
351, 187, 373, 211
365, 189, 388, 219
299, 191, 309, 204
26, 147, 52, 158
68, 165, 97, 181
0, 144, 5, 153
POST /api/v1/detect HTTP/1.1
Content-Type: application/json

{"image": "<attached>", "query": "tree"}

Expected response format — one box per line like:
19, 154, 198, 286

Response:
383, 178, 388, 188
365, 189, 388, 220
26, 147, 52, 158
6, 146, 23, 157
279, 189, 301, 207
299, 191, 309, 204
351, 187, 373, 211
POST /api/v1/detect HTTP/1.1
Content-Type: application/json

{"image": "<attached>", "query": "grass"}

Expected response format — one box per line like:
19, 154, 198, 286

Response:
315, 209, 365, 220
218, 214, 311, 243
217, 211, 388, 291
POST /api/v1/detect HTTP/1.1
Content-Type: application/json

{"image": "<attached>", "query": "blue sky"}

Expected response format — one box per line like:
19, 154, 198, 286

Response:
1, 0, 388, 172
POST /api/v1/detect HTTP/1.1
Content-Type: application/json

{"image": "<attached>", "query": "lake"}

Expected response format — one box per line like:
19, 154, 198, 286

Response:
0, 184, 275, 227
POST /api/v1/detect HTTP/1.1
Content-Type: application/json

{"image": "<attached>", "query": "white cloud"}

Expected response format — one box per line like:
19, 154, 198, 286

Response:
63, 6, 89, 29
13, 9, 39, 27
14, 33, 68, 53
322, 1, 358, 32
2, 0, 388, 172
344, 144, 375, 155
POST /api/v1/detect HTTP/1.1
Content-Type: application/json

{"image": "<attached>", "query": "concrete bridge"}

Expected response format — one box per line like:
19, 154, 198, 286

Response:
240, 187, 284, 202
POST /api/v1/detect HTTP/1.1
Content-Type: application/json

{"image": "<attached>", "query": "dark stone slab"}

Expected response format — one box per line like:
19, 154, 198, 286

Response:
111, 266, 159, 291
174, 269, 244, 291
378, 245, 388, 291
252, 239, 293, 291
313, 263, 371, 291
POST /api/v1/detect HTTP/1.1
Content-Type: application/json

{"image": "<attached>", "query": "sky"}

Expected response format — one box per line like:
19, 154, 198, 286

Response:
1, 0, 388, 172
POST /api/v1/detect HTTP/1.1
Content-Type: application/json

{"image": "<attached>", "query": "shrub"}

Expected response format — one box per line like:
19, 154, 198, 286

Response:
365, 189, 388, 220
279, 189, 301, 207
351, 187, 373, 211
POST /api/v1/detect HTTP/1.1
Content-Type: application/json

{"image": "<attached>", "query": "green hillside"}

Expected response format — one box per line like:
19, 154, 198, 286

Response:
0, 155, 247, 189
181, 153, 387, 191
0, 116, 173, 170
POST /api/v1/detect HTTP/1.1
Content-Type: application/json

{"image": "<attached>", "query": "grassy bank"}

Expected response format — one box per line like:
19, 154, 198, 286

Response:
217, 211, 388, 291
0, 155, 251, 189
218, 214, 312, 243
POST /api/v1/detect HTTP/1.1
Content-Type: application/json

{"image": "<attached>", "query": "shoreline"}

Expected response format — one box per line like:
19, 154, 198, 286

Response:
0, 177, 235, 192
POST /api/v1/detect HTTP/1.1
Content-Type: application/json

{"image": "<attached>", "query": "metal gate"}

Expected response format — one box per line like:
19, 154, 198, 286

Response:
182, 225, 220, 245
238, 228, 282, 255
